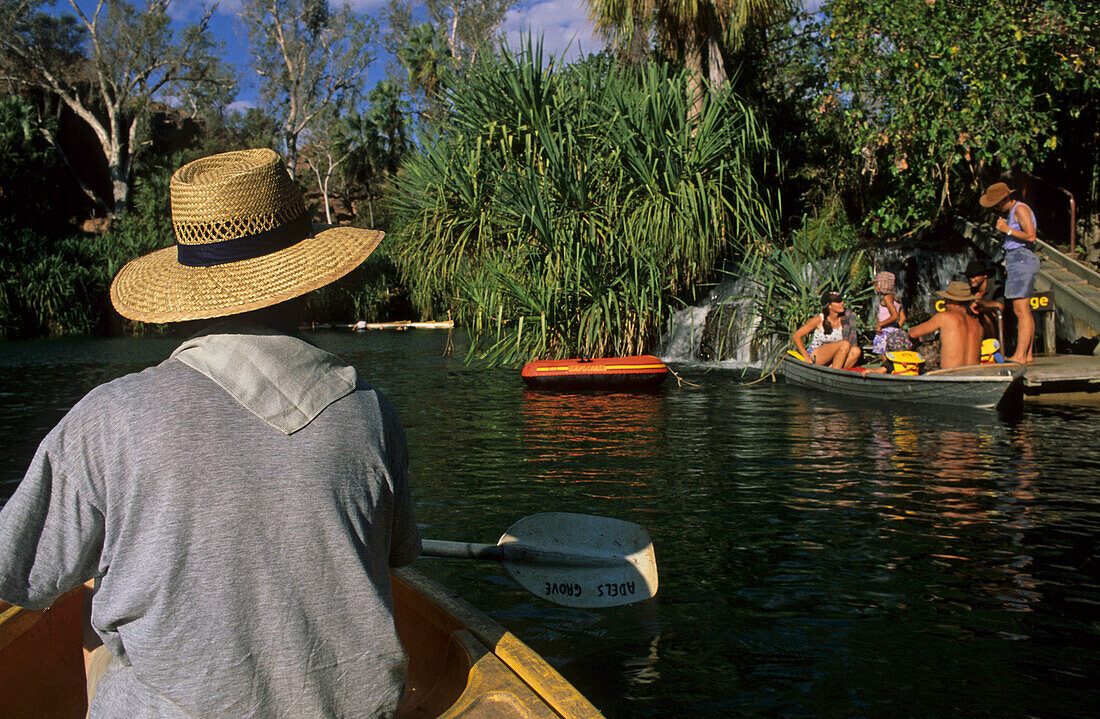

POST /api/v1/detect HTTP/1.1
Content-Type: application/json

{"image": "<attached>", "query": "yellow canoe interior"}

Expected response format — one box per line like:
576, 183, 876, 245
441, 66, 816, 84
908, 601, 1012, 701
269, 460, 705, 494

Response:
0, 566, 602, 719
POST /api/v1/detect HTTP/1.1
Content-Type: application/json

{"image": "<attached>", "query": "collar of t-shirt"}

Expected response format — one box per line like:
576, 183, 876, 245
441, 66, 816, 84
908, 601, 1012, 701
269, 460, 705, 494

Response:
170, 322, 357, 435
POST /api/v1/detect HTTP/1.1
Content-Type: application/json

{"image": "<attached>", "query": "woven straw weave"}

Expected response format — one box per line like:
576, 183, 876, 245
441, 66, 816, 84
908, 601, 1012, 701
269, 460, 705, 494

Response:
171, 150, 307, 246
110, 149, 384, 323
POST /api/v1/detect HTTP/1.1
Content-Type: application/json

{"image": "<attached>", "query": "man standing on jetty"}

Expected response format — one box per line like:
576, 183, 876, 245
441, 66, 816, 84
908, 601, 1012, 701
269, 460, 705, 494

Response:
0, 149, 421, 717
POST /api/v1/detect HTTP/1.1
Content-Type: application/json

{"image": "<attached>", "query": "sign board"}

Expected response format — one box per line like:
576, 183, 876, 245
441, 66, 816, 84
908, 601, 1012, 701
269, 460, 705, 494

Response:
933, 291, 1054, 314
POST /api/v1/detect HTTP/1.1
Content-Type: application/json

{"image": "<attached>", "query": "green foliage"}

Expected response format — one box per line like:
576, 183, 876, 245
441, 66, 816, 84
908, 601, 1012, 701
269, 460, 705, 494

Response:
814, 0, 1100, 237
0, 222, 170, 338
303, 247, 410, 323
0, 96, 61, 229
390, 43, 775, 365
742, 224, 873, 367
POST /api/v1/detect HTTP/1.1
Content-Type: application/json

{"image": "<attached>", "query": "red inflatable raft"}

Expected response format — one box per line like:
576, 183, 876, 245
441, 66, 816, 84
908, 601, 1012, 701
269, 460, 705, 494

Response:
521, 355, 669, 391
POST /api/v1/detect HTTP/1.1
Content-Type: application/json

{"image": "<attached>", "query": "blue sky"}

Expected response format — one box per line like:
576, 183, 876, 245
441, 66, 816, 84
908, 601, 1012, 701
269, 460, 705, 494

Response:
157, 0, 605, 109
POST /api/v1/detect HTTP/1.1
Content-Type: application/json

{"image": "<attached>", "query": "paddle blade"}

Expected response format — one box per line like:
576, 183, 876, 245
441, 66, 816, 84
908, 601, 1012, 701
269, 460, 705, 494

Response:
497, 512, 658, 608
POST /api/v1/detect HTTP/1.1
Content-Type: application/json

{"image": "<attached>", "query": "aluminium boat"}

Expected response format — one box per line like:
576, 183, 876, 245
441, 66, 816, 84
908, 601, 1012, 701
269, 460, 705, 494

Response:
781, 355, 1025, 410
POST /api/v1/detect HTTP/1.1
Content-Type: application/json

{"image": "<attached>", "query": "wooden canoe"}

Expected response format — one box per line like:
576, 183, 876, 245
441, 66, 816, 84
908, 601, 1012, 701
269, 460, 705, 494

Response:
0, 567, 602, 719
521, 356, 669, 391
781, 355, 1025, 410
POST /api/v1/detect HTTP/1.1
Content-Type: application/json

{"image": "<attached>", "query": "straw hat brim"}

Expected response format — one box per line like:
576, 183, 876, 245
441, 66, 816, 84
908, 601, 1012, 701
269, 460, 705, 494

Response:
110, 225, 384, 323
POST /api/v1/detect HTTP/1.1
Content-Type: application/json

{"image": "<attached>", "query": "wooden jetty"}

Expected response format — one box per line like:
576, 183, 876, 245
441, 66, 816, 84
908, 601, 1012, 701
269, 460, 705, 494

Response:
1022, 355, 1100, 403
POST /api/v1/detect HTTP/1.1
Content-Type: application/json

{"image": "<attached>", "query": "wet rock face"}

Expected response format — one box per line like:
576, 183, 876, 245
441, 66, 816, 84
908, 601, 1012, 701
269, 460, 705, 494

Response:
700, 304, 748, 361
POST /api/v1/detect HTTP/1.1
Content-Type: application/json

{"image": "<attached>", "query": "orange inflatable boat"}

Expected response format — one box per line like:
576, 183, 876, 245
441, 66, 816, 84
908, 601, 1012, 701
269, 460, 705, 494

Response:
521, 355, 669, 391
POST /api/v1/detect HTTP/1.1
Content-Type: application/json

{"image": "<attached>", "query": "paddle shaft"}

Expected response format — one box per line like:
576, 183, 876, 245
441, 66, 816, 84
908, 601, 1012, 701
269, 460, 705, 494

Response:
421, 539, 626, 568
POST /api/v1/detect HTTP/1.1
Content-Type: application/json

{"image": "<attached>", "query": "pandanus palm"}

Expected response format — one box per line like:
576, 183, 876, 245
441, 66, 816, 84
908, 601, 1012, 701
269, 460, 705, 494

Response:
390, 44, 776, 365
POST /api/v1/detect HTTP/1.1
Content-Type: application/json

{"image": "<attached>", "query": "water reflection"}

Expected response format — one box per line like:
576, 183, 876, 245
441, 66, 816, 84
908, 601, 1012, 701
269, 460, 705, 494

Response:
520, 391, 666, 500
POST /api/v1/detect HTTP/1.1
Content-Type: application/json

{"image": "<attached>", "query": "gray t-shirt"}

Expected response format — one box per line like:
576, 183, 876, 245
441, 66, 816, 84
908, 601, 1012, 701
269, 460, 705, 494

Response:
0, 329, 421, 718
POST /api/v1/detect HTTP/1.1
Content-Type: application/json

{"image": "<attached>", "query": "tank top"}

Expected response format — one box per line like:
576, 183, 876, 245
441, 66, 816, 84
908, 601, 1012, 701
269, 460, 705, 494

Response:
878, 296, 902, 328
809, 314, 844, 352
1004, 201, 1036, 252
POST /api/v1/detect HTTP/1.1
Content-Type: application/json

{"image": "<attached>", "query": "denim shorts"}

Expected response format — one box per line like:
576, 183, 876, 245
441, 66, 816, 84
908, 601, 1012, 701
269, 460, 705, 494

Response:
1005, 248, 1040, 300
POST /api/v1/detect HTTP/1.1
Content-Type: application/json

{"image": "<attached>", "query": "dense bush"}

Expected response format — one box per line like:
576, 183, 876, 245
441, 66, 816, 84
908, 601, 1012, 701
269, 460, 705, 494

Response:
741, 215, 874, 368
390, 46, 776, 365
0, 221, 170, 338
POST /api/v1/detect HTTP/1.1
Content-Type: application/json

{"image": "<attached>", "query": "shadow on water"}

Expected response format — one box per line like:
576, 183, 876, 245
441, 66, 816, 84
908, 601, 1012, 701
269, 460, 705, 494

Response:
2, 333, 1098, 717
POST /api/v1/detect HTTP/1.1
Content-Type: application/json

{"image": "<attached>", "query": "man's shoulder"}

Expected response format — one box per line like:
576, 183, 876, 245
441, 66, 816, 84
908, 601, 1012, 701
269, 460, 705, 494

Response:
70, 358, 188, 413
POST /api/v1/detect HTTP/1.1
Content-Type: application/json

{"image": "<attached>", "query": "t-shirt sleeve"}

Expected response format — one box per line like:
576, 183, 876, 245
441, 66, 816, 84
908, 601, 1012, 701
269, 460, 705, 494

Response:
0, 418, 105, 610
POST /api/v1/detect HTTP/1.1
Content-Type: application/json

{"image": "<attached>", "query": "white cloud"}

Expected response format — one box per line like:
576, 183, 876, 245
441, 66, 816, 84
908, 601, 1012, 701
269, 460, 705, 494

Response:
227, 99, 257, 113
501, 0, 605, 63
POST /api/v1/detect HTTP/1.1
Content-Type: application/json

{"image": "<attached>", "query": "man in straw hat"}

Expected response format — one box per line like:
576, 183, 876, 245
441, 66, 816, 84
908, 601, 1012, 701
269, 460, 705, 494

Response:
979, 181, 1039, 363
0, 149, 421, 717
907, 280, 984, 369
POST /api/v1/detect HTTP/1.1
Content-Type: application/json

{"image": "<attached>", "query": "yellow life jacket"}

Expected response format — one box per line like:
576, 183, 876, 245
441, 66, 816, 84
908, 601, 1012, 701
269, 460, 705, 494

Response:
980, 338, 1001, 364
885, 350, 925, 376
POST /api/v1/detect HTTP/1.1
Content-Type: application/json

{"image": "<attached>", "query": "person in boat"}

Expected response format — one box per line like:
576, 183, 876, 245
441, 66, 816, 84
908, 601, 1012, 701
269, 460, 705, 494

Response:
965, 258, 1005, 340
0, 150, 421, 718
907, 281, 983, 369
871, 271, 911, 356
792, 291, 862, 369
980, 182, 1039, 364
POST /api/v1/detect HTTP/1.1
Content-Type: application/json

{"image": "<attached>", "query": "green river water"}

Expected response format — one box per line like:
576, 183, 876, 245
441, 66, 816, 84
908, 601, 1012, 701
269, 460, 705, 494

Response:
1, 331, 1098, 717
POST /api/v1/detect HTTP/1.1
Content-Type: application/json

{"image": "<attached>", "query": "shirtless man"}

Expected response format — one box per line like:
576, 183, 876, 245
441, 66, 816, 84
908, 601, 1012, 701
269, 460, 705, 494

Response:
908, 281, 983, 369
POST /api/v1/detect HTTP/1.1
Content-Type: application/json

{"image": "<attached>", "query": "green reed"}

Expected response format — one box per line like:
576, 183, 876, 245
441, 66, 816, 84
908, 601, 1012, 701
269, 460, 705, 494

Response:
390, 45, 775, 365
0, 221, 171, 338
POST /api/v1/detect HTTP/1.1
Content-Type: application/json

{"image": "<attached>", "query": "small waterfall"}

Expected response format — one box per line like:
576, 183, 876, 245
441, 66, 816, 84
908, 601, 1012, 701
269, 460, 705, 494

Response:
659, 305, 710, 361
658, 276, 771, 366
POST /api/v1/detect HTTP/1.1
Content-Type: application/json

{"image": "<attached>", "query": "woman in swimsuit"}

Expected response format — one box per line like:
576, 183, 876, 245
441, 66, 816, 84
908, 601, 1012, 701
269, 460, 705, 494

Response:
792, 291, 861, 368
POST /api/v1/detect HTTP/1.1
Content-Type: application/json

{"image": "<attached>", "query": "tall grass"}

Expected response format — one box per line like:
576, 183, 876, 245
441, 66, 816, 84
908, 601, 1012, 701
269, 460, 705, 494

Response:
390, 46, 776, 365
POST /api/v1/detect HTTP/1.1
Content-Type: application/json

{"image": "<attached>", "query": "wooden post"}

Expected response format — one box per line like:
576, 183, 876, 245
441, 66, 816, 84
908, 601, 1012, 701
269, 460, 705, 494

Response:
1043, 310, 1057, 355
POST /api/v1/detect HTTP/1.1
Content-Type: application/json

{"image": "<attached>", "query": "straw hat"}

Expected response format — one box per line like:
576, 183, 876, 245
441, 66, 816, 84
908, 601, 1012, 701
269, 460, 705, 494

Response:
979, 182, 1013, 208
937, 280, 977, 302
110, 149, 383, 323
873, 271, 895, 293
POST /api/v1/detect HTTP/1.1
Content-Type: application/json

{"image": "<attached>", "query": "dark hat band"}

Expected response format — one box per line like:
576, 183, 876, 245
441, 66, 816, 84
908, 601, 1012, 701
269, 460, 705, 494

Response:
176, 213, 311, 267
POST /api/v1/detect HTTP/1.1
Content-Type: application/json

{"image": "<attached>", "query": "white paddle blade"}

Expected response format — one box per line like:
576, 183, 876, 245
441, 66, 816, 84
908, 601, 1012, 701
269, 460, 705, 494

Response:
497, 512, 658, 608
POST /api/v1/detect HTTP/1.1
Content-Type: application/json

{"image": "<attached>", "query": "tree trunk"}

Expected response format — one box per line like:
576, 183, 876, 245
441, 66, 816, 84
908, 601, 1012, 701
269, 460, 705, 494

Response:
704, 17, 727, 92
685, 26, 706, 126
284, 130, 298, 181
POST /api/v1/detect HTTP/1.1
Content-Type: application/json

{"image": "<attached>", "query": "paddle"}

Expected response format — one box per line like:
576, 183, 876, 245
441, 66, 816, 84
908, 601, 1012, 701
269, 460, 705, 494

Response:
420, 512, 658, 608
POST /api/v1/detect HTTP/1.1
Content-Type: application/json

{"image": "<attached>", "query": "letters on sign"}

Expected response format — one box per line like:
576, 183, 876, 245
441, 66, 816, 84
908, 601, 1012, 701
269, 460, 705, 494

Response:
933, 291, 1053, 314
